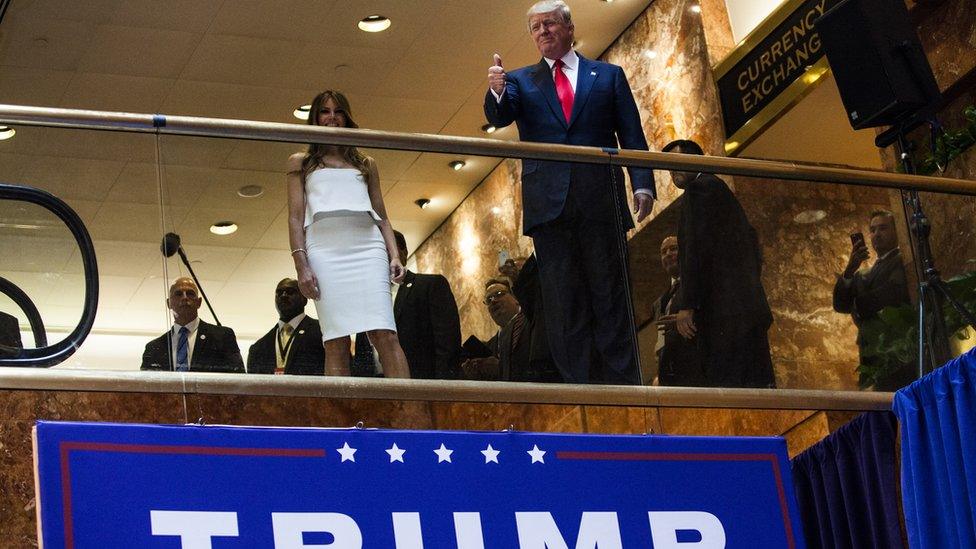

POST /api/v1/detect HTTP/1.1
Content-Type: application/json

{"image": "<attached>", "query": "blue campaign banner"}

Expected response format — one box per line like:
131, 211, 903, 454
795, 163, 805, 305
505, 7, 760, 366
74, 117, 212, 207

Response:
34, 421, 805, 548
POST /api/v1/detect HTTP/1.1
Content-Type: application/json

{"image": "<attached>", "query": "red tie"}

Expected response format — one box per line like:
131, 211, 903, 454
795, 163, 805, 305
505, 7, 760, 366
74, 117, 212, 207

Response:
553, 59, 574, 123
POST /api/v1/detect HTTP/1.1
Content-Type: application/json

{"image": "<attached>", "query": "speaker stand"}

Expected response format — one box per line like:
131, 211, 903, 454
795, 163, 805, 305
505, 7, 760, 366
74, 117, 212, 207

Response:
889, 128, 976, 378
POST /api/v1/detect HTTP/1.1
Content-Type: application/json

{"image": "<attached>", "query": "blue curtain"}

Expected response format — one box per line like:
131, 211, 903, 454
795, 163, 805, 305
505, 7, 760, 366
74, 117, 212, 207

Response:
894, 348, 976, 548
791, 411, 904, 548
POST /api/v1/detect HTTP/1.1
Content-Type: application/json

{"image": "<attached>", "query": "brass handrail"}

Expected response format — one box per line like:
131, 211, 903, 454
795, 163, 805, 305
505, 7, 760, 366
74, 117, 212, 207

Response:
0, 104, 974, 195
0, 368, 893, 411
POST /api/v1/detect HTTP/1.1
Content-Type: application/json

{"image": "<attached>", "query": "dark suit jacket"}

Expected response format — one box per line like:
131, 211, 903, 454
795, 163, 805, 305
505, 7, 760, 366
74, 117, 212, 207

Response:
509, 255, 560, 382
652, 280, 704, 386
0, 311, 22, 348
141, 320, 244, 373
394, 270, 461, 379
0, 311, 22, 358
833, 250, 910, 326
487, 312, 562, 384
246, 315, 324, 375
677, 174, 771, 327
833, 249, 913, 390
484, 53, 654, 235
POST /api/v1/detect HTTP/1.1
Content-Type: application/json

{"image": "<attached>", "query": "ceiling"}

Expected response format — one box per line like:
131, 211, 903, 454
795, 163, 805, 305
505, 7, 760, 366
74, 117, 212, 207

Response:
0, 0, 656, 345
739, 73, 883, 170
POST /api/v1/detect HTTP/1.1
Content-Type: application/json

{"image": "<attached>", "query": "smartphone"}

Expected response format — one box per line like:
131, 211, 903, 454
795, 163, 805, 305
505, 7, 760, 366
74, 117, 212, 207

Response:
850, 232, 865, 248
498, 249, 510, 268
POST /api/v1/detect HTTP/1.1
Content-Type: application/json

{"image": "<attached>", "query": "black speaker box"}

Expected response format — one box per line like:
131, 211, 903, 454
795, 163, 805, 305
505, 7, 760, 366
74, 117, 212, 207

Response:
815, 0, 941, 130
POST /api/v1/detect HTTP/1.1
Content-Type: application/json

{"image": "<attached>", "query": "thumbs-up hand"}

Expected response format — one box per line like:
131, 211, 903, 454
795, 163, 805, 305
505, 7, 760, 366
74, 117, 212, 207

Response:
488, 53, 506, 95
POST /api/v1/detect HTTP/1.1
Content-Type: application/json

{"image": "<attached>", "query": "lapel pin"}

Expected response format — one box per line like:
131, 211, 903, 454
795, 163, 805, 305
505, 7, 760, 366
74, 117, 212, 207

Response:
590, 71, 597, 76
298, 330, 305, 335
406, 283, 413, 288
200, 334, 206, 340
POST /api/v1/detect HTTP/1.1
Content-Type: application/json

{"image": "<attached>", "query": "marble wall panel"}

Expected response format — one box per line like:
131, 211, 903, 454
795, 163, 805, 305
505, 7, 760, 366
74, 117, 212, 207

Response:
0, 389, 186, 423
582, 405, 649, 434
782, 411, 831, 458
913, 93, 976, 280
734, 178, 902, 389
915, 0, 976, 92
429, 402, 584, 433
0, 420, 37, 548
657, 407, 815, 436
699, 0, 737, 66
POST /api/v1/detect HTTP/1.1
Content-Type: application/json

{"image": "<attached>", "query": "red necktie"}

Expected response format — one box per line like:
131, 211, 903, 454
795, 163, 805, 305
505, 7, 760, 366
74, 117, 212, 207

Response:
553, 59, 574, 123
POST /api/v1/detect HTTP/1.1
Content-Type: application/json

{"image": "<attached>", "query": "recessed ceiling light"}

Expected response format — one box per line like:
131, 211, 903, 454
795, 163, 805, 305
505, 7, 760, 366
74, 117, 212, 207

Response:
644, 50, 657, 60
210, 221, 238, 236
358, 15, 391, 33
481, 124, 497, 134
449, 160, 466, 171
293, 104, 311, 120
237, 185, 264, 198
491, 206, 501, 215
414, 198, 431, 209
689, 4, 701, 13
793, 210, 827, 224
0, 126, 16, 140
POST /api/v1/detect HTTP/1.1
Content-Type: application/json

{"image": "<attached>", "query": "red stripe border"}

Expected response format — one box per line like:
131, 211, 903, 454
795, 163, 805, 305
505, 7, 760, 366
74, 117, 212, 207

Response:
58, 442, 325, 549
555, 451, 796, 549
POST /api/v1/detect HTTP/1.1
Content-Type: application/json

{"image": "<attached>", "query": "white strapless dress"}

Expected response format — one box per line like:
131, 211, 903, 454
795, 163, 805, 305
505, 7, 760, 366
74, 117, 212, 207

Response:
303, 168, 395, 341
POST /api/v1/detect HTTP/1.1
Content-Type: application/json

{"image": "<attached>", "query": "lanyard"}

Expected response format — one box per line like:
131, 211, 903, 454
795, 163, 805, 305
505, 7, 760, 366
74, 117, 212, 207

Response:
277, 326, 297, 363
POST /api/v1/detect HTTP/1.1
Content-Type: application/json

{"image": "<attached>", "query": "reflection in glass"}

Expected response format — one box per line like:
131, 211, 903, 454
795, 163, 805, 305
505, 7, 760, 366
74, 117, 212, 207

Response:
0, 199, 82, 351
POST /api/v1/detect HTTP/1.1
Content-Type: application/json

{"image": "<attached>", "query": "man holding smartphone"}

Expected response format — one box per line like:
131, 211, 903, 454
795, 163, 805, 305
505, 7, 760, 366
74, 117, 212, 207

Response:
833, 210, 913, 390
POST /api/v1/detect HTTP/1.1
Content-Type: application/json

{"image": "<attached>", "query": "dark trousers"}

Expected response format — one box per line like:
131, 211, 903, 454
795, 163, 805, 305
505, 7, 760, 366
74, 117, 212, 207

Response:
699, 316, 776, 388
530, 178, 638, 385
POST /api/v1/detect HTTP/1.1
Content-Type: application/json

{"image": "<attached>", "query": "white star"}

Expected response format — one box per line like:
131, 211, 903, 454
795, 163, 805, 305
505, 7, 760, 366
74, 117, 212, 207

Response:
386, 443, 406, 463
481, 444, 500, 464
434, 443, 454, 463
337, 442, 357, 462
527, 444, 546, 464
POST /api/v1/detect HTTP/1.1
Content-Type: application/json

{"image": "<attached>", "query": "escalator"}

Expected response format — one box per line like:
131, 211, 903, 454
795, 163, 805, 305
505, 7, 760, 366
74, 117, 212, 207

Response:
0, 183, 98, 367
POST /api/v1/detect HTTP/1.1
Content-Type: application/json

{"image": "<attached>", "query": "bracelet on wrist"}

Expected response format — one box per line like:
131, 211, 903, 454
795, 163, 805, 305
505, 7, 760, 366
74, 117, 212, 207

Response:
291, 248, 307, 256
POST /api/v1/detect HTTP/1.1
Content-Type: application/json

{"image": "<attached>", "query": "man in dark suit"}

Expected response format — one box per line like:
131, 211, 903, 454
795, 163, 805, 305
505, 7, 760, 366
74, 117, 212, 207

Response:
141, 277, 244, 373
664, 139, 775, 388
246, 278, 324, 375
461, 277, 561, 383
0, 311, 22, 358
484, 0, 654, 385
393, 231, 462, 379
833, 210, 913, 390
652, 236, 705, 386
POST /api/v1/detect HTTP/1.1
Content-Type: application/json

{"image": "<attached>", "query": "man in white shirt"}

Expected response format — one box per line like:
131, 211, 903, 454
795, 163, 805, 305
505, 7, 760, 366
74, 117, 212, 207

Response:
484, 0, 654, 384
141, 277, 244, 373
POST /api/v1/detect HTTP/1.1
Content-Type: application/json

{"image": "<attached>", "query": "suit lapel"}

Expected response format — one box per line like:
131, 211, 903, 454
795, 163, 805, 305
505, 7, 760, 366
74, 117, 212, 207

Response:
395, 271, 416, 319
529, 59, 568, 129
192, 321, 209, 366
569, 55, 597, 128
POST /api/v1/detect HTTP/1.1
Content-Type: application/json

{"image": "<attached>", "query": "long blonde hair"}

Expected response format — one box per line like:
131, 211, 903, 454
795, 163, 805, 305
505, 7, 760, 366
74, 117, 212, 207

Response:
301, 90, 370, 180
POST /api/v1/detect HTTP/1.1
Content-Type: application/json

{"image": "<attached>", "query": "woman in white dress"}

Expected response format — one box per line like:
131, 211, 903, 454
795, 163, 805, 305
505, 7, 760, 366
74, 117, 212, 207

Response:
286, 90, 410, 378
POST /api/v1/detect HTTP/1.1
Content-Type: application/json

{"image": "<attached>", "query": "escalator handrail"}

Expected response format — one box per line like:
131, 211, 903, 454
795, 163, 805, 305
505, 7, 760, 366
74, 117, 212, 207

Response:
0, 276, 47, 348
0, 183, 98, 367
